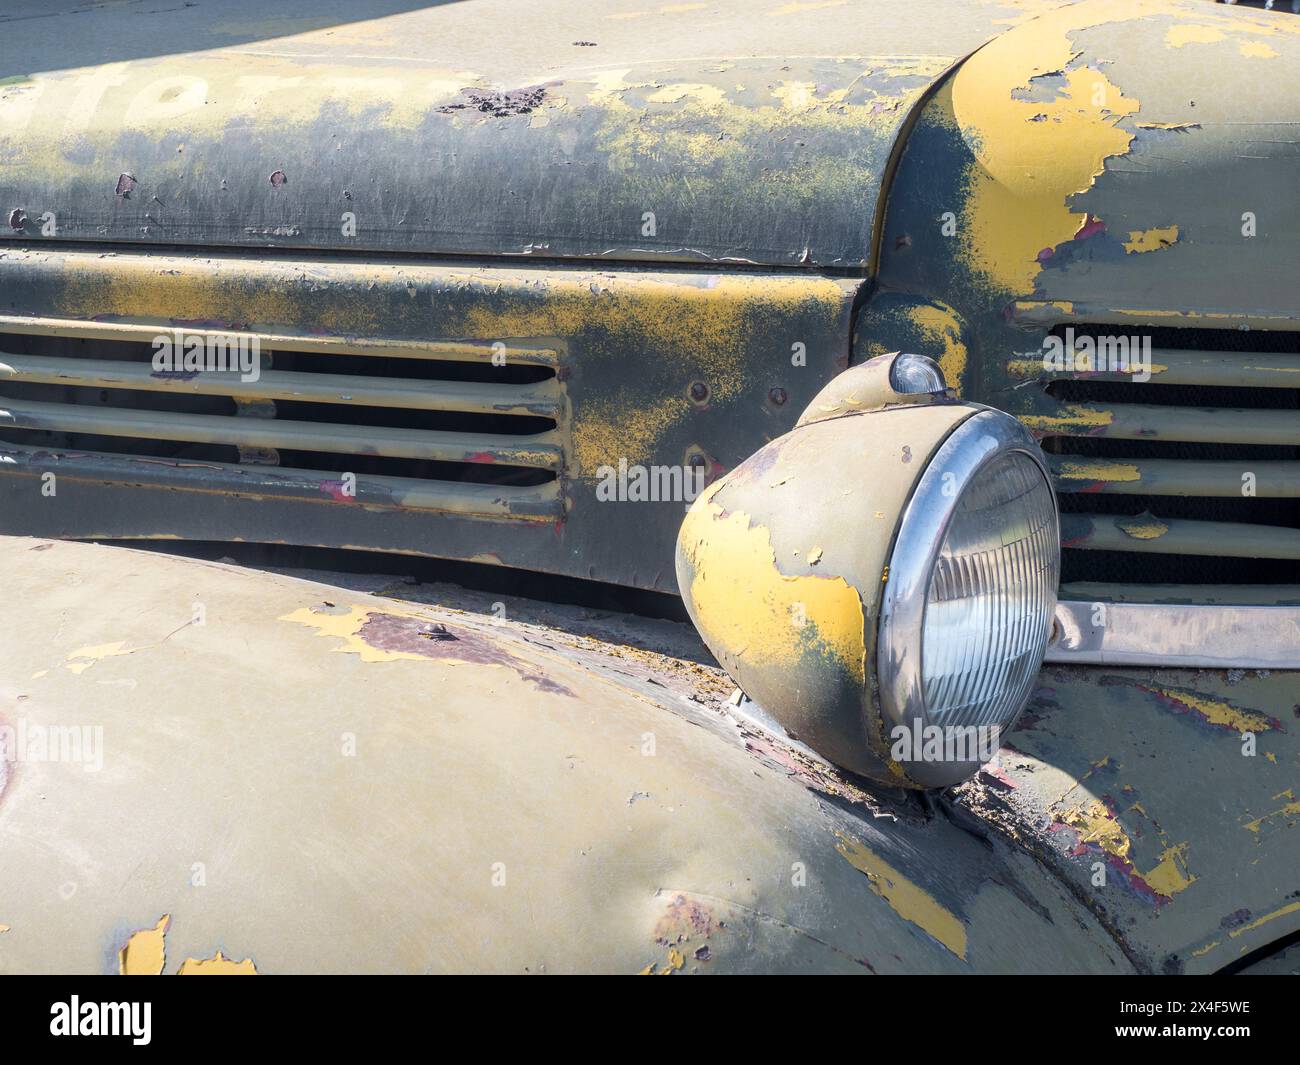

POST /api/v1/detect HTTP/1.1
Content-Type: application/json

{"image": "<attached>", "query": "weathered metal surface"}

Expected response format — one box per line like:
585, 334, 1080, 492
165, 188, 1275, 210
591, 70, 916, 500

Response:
958, 663, 1300, 974
0, 0, 1063, 268
864, 0, 1300, 598
1048, 599, 1300, 669
1061, 512, 1300, 559
1049, 455, 1300, 498
1020, 396, 1300, 447
0, 536, 1131, 974
0, 352, 566, 417
874, 0, 1300, 325
1, 396, 567, 467
0, 247, 859, 590
1009, 345, 1300, 389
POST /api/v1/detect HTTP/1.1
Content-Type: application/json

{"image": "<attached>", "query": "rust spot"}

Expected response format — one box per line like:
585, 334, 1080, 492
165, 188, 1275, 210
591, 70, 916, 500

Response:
318, 479, 355, 503
269, 170, 287, 187
436, 85, 549, 117
1072, 214, 1106, 241
768, 387, 787, 406
7, 208, 25, 231
357, 612, 576, 696
114, 173, 136, 198
654, 893, 715, 946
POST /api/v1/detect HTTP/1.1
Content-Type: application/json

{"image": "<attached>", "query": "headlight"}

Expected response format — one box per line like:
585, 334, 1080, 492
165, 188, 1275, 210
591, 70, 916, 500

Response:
877, 411, 1059, 787
675, 353, 1059, 788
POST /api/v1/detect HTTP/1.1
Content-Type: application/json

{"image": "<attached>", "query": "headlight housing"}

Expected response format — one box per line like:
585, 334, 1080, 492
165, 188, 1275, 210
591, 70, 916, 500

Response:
675, 353, 1059, 789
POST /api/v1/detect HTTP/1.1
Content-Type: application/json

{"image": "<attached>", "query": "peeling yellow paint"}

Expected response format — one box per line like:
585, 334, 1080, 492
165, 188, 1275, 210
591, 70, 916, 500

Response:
904, 303, 967, 395
1020, 405, 1114, 435
1166, 25, 1226, 48
177, 951, 259, 975
1060, 801, 1131, 860
1150, 687, 1279, 734
1142, 844, 1195, 898
679, 482, 866, 684
1243, 789, 1300, 835
1117, 514, 1169, 541
1057, 801, 1196, 900
1228, 901, 1300, 939
119, 914, 170, 975
835, 833, 967, 959
279, 604, 426, 662
646, 83, 726, 107
117, 915, 259, 975
1239, 41, 1278, 59
947, 1, 1140, 294
65, 640, 135, 674
1191, 939, 1220, 958
1123, 225, 1179, 254
767, 0, 846, 14
1055, 461, 1140, 483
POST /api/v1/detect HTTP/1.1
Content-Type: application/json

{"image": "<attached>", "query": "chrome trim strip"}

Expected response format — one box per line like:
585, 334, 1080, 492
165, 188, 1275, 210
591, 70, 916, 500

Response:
1047, 600, 1300, 669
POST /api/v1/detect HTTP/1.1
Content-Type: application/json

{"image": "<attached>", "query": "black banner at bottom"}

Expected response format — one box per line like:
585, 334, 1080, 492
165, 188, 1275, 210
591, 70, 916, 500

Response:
0, 975, 1291, 1050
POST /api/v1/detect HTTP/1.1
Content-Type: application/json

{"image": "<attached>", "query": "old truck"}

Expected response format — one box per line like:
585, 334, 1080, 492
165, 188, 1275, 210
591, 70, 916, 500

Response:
0, 0, 1296, 974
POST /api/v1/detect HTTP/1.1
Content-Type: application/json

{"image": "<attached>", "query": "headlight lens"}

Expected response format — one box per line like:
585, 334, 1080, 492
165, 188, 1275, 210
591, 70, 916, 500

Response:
921, 449, 1059, 730
878, 410, 1059, 786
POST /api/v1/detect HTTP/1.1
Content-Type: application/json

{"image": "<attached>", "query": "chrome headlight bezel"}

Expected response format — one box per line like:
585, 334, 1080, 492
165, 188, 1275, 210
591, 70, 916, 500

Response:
876, 409, 1060, 788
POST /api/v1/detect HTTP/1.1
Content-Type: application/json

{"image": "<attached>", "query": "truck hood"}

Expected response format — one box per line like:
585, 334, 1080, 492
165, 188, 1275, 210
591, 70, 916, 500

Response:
0, 0, 1072, 267
1, 536, 1296, 973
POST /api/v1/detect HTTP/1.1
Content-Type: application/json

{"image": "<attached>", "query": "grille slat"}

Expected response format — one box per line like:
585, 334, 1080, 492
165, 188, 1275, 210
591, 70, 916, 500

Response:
1011, 346, 1300, 389
0, 444, 563, 519
1024, 399, 1300, 446
1061, 513, 1300, 560
1049, 456, 1300, 497
1014, 323, 1300, 594
0, 397, 564, 469
0, 353, 563, 418
0, 317, 560, 367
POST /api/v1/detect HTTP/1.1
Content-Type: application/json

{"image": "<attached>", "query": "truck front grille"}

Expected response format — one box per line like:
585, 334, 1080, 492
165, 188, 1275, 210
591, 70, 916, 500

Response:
1009, 324, 1300, 593
0, 319, 567, 521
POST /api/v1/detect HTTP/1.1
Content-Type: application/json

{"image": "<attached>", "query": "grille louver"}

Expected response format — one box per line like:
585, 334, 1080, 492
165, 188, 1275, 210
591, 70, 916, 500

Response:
0, 320, 567, 522
1009, 324, 1300, 592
